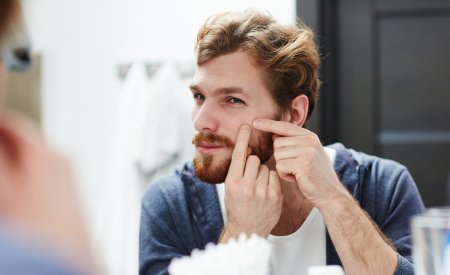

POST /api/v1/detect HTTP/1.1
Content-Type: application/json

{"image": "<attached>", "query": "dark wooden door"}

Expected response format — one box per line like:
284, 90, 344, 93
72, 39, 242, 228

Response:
298, 0, 450, 207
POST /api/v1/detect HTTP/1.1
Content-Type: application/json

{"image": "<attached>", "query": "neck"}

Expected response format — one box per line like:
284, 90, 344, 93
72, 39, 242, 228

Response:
265, 157, 314, 236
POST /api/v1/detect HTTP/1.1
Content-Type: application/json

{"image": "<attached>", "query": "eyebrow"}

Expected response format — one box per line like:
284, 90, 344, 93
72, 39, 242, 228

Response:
189, 84, 248, 96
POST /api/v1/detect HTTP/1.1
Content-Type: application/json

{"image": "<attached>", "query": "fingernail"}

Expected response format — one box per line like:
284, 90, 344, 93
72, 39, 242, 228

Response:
242, 124, 250, 133
253, 119, 261, 127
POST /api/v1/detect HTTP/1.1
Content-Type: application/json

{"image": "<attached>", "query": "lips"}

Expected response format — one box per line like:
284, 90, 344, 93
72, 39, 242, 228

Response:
196, 143, 226, 154
197, 143, 222, 148
192, 132, 235, 154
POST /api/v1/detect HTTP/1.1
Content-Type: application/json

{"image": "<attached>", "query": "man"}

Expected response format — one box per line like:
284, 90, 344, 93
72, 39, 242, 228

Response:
139, 10, 425, 275
0, 1, 96, 274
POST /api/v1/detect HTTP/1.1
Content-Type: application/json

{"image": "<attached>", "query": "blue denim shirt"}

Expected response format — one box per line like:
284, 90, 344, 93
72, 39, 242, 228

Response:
139, 143, 425, 275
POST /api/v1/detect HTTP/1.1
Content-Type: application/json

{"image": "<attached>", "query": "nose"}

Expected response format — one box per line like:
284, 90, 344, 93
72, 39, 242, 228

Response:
192, 100, 220, 133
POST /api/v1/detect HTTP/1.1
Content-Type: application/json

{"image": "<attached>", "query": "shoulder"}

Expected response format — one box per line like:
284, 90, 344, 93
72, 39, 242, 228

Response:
328, 143, 424, 217
142, 172, 184, 201
141, 164, 189, 215
328, 142, 411, 186
348, 147, 415, 193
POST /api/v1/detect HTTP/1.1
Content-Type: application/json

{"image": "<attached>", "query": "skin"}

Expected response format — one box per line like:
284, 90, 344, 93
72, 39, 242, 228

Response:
0, 57, 96, 272
190, 50, 280, 167
191, 50, 398, 274
190, 50, 284, 237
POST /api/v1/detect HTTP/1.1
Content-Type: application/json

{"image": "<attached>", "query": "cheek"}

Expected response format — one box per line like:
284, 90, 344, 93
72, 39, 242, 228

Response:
191, 108, 197, 122
225, 114, 262, 145
228, 117, 252, 138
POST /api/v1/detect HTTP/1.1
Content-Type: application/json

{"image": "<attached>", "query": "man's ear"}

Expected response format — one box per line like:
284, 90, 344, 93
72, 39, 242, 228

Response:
283, 95, 309, 127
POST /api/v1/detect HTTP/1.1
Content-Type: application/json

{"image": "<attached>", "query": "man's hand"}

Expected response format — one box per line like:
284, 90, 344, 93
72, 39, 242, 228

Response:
253, 118, 398, 274
221, 124, 282, 242
253, 118, 348, 208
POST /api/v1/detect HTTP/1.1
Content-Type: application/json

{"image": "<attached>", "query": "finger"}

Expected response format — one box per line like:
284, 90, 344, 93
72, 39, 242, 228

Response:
256, 164, 269, 184
273, 146, 303, 162
273, 136, 303, 149
268, 170, 281, 195
271, 133, 280, 142
228, 124, 251, 178
275, 159, 298, 184
255, 165, 269, 197
275, 159, 292, 175
253, 118, 310, 137
243, 155, 260, 180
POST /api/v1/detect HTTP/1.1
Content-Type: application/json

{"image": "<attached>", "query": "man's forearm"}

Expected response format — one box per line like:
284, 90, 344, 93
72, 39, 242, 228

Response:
318, 187, 398, 275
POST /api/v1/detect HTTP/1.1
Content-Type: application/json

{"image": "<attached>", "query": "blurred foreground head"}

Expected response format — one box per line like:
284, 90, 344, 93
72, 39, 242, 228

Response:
0, 0, 19, 100
0, 1, 97, 273
0, 0, 20, 43
1, 0, 32, 77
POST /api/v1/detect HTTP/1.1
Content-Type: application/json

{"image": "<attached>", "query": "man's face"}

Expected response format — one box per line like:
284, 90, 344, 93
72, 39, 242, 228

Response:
190, 50, 282, 183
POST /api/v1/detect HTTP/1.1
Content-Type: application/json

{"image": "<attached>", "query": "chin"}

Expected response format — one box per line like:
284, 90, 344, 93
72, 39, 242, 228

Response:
193, 155, 232, 184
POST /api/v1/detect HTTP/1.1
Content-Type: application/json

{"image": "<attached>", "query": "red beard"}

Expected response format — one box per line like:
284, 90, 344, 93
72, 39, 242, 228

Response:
192, 130, 273, 184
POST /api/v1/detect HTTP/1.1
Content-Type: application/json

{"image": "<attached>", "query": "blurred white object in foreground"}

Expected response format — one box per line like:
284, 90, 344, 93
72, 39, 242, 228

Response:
308, 265, 345, 275
168, 234, 272, 275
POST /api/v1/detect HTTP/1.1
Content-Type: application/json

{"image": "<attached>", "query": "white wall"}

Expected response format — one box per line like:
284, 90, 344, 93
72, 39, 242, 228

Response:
22, 0, 123, 220
22, 0, 295, 274
116, 0, 296, 61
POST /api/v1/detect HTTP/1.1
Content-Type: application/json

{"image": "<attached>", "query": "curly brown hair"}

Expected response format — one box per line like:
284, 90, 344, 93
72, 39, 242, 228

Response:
195, 9, 320, 121
0, 0, 19, 42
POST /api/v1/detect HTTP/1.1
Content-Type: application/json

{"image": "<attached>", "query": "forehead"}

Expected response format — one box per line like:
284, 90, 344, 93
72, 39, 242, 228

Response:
191, 51, 271, 97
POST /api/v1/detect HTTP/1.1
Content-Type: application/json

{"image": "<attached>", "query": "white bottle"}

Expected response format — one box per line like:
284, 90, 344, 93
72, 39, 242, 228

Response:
444, 220, 450, 275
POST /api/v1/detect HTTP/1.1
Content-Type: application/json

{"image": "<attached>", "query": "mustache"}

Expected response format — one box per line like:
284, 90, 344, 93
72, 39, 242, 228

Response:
192, 132, 235, 148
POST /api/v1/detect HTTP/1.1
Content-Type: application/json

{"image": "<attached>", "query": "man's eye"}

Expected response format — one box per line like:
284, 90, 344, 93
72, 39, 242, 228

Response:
228, 97, 244, 105
193, 93, 205, 102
